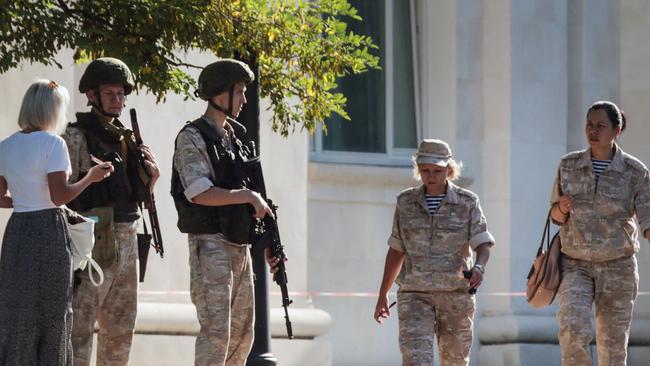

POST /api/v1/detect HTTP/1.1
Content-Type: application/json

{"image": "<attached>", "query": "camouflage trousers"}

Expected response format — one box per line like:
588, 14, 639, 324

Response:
557, 255, 638, 366
397, 290, 475, 366
72, 221, 138, 366
189, 234, 255, 366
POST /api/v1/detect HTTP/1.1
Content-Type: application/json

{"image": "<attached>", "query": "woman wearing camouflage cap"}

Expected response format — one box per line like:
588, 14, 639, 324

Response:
374, 139, 494, 366
550, 101, 650, 366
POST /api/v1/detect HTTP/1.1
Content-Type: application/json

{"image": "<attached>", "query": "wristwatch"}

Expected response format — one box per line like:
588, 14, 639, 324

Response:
473, 264, 485, 274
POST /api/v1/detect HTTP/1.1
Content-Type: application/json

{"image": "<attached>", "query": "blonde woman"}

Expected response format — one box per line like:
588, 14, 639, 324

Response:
374, 139, 495, 366
0, 80, 112, 365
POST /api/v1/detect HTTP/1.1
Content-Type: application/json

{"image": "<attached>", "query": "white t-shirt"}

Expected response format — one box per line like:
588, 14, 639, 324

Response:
0, 131, 72, 212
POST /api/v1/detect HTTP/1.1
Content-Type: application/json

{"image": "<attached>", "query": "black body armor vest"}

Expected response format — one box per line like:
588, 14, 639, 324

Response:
68, 112, 148, 222
171, 118, 257, 244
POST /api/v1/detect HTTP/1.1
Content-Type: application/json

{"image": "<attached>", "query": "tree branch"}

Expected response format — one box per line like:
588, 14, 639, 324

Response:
54, 0, 114, 30
161, 55, 202, 69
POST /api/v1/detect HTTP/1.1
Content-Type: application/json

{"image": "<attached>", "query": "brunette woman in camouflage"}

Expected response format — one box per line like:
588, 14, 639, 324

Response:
374, 139, 495, 366
550, 101, 650, 366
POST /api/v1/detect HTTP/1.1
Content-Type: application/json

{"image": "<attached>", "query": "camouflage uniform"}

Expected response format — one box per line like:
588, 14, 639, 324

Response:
173, 118, 255, 366
64, 127, 139, 366
389, 182, 495, 366
550, 144, 650, 366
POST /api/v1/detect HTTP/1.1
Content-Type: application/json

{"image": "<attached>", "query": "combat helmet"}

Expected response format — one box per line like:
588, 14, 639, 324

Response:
79, 57, 135, 95
79, 57, 134, 118
196, 59, 254, 117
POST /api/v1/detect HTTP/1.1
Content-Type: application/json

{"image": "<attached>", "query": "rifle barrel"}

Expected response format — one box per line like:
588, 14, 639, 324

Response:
284, 305, 293, 339
129, 109, 144, 145
129, 108, 164, 258
264, 200, 293, 339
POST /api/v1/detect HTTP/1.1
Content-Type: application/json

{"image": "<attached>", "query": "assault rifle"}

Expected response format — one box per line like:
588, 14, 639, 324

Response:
258, 200, 293, 339
129, 109, 164, 260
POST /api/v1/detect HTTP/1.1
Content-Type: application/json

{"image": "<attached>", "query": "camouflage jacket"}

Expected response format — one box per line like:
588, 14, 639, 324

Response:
62, 113, 144, 222
172, 118, 226, 202
550, 144, 650, 262
172, 116, 242, 244
62, 125, 92, 184
388, 182, 495, 292
172, 116, 243, 201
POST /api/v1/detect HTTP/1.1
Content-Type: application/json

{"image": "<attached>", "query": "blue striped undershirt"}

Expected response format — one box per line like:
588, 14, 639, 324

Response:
591, 158, 611, 181
425, 194, 446, 215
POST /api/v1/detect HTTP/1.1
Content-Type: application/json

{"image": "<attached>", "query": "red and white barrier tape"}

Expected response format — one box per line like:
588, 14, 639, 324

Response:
273, 291, 650, 297
140, 290, 650, 298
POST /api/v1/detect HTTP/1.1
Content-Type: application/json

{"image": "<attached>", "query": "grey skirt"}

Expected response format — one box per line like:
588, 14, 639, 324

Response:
0, 208, 73, 366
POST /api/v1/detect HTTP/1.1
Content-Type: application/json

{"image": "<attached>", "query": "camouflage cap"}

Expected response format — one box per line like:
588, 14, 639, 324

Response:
196, 59, 254, 100
415, 139, 452, 166
79, 57, 135, 95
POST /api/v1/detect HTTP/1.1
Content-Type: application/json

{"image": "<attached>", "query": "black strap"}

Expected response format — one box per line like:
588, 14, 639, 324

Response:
172, 119, 220, 190
209, 100, 228, 116
535, 210, 552, 257
207, 85, 236, 117
187, 119, 223, 170
537, 168, 564, 256
227, 84, 234, 117
92, 87, 120, 118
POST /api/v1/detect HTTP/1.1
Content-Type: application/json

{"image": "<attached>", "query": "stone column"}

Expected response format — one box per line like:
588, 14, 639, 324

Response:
567, 0, 620, 152
478, 1, 570, 364
417, 0, 456, 143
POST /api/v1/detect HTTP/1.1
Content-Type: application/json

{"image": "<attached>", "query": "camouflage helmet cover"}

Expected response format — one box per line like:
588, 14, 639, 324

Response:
79, 57, 135, 95
196, 59, 254, 100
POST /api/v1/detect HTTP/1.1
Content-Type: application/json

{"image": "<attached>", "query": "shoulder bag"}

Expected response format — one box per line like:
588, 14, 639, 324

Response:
526, 209, 562, 308
64, 207, 105, 287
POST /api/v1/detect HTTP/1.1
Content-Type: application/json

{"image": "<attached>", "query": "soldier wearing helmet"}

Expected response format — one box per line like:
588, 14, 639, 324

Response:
195, 58, 255, 118
62, 57, 160, 366
78, 57, 135, 118
171, 59, 280, 365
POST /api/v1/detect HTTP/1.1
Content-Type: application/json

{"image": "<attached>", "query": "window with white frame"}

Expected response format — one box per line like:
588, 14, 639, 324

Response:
311, 0, 420, 166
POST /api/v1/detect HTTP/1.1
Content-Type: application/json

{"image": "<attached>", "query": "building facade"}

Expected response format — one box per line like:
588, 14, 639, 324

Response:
2, 1, 650, 365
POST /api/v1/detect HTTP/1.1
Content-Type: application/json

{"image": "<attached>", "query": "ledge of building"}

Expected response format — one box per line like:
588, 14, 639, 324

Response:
134, 302, 331, 339
477, 314, 650, 346
308, 162, 413, 187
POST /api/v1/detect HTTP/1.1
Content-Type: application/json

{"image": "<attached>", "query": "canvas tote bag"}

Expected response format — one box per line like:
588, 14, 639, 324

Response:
64, 207, 105, 287
526, 209, 562, 307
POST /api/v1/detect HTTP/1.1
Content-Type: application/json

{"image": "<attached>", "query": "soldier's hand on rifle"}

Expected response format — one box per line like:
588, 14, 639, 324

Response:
247, 191, 273, 219
139, 144, 160, 188
264, 246, 287, 275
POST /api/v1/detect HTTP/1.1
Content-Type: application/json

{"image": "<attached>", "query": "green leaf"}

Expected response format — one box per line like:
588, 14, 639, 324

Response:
0, 0, 379, 136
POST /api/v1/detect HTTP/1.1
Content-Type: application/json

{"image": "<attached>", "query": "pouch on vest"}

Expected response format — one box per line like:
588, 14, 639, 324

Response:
219, 204, 254, 244
78, 206, 117, 268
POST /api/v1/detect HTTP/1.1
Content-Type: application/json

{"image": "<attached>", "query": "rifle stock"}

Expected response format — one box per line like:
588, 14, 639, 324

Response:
129, 108, 164, 258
